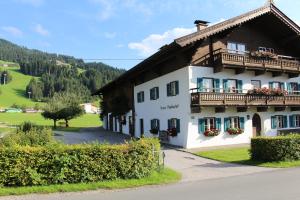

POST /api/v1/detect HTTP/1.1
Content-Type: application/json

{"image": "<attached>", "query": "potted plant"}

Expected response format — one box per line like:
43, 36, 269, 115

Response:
227, 128, 244, 135
167, 128, 178, 137
204, 129, 220, 137
150, 128, 159, 135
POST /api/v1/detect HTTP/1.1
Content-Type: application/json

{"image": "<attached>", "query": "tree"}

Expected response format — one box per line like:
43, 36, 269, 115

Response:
42, 92, 84, 128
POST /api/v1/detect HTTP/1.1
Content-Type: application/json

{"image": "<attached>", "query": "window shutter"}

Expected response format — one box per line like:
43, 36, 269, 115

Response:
289, 115, 295, 128
198, 119, 205, 133
168, 119, 171, 129
269, 82, 273, 89
216, 118, 221, 131
197, 78, 203, 92
223, 79, 228, 93
287, 83, 292, 94
271, 116, 276, 129
137, 93, 140, 103
214, 79, 221, 93
150, 89, 153, 100
280, 82, 285, 90
176, 119, 180, 133
239, 117, 245, 129
224, 117, 230, 131
237, 80, 243, 93
283, 116, 288, 128
141, 92, 144, 102
157, 120, 160, 130
175, 81, 179, 95
156, 87, 159, 99
167, 83, 171, 96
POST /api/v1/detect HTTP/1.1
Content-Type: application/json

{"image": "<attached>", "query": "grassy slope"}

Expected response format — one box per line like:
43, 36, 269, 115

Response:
0, 65, 41, 108
0, 168, 181, 196
197, 147, 300, 168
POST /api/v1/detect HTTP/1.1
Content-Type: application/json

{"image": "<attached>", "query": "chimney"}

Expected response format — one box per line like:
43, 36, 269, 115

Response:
194, 20, 209, 31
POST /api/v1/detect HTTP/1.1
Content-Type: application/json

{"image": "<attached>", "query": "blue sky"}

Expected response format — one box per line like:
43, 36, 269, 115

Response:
0, 0, 299, 69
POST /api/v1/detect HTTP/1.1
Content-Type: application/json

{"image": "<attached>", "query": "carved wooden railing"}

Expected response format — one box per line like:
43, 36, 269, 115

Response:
217, 50, 300, 72
191, 92, 300, 107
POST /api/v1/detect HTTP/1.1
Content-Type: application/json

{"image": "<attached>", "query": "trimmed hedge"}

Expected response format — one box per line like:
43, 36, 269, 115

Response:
251, 135, 300, 162
0, 138, 160, 187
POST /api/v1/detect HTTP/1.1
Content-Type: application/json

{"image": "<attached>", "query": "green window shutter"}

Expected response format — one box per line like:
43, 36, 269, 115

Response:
283, 116, 288, 128
156, 87, 159, 99
150, 89, 153, 100
280, 82, 285, 90
239, 117, 245, 129
269, 82, 273, 90
168, 119, 171, 129
175, 81, 179, 95
197, 78, 203, 92
287, 83, 292, 94
237, 80, 243, 93
157, 120, 160, 130
176, 119, 180, 133
289, 115, 295, 128
137, 93, 140, 103
167, 83, 171, 96
198, 119, 205, 133
223, 79, 228, 93
271, 116, 276, 129
150, 120, 153, 129
224, 117, 230, 131
216, 118, 221, 131
142, 92, 144, 102
214, 79, 220, 93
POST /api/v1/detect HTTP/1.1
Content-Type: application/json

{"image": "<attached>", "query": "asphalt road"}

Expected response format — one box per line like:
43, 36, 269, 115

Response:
3, 167, 300, 200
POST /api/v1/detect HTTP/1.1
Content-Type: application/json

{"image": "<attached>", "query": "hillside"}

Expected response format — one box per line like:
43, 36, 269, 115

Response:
0, 64, 40, 108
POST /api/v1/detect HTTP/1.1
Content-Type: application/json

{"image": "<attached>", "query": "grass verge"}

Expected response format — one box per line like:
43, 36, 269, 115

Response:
196, 147, 300, 168
0, 168, 181, 196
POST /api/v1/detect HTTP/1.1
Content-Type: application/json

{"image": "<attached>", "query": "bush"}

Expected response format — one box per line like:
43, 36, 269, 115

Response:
18, 121, 38, 132
251, 135, 300, 161
0, 127, 55, 147
0, 138, 160, 186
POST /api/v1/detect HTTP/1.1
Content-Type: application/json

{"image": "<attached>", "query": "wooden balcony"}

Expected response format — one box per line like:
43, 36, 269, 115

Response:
191, 92, 300, 107
197, 49, 300, 75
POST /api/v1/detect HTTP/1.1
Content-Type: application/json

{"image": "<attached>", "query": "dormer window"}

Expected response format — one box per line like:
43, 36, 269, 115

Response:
227, 42, 246, 55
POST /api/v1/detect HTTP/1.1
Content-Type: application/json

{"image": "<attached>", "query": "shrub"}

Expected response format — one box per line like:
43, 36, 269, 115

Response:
0, 127, 55, 147
0, 138, 160, 186
251, 135, 300, 161
18, 121, 38, 132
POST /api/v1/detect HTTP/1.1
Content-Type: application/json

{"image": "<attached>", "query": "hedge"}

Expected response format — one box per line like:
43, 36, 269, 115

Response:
0, 138, 160, 187
251, 135, 300, 162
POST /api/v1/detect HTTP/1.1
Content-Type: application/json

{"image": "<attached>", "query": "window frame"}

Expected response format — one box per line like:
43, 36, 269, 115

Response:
150, 87, 159, 100
204, 117, 216, 131
150, 119, 160, 130
167, 81, 179, 97
229, 117, 240, 129
227, 42, 246, 55
137, 91, 145, 103
251, 80, 261, 89
294, 115, 300, 128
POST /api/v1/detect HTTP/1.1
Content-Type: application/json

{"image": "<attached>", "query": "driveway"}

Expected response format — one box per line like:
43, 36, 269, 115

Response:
54, 127, 130, 145
163, 148, 278, 182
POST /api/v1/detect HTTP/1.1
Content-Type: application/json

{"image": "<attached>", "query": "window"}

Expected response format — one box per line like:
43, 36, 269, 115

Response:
137, 91, 144, 103
223, 79, 243, 93
290, 115, 300, 128
288, 82, 299, 94
150, 119, 160, 130
197, 78, 220, 93
198, 118, 221, 133
251, 80, 261, 89
259, 47, 274, 54
224, 117, 245, 131
269, 82, 283, 90
203, 78, 214, 92
227, 42, 246, 54
271, 115, 287, 129
150, 87, 159, 100
167, 81, 179, 96
168, 118, 180, 133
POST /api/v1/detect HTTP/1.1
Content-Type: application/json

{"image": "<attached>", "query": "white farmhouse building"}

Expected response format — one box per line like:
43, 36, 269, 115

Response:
94, 1, 300, 149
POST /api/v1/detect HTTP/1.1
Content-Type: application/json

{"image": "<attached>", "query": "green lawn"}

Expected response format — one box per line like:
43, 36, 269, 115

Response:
0, 168, 181, 196
0, 113, 101, 131
196, 147, 300, 168
0, 65, 42, 108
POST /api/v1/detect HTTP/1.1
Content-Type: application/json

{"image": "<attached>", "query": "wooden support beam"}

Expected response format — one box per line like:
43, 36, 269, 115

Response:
274, 107, 286, 112
255, 70, 266, 76
215, 107, 225, 113
291, 107, 300, 111
288, 73, 299, 78
235, 68, 246, 75
191, 106, 201, 113
272, 71, 283, 77
237, 107, 247, 112
257, 106, 268, 112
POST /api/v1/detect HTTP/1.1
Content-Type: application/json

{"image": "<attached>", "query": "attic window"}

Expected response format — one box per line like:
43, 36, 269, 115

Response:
259, 47, 274, 54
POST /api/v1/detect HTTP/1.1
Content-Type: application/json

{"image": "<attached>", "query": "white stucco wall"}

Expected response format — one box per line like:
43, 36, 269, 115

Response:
134, 67, 190, 147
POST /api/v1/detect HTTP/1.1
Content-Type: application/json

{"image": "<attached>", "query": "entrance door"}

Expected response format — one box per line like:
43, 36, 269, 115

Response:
109, 115, 113, 131
140, 119, 144, 138
252, 114, 262, 137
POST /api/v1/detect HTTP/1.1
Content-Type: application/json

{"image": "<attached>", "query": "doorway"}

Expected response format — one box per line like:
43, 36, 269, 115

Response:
140, 119, 144, 138
252, 114, 262, 137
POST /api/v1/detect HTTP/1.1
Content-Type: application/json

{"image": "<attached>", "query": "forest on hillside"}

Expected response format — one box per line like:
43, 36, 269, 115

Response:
0, 39, 125, 102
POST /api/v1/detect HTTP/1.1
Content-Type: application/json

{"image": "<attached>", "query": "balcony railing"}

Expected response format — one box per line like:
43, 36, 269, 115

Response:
191, 92, 300, 107
197, 49, 300, 73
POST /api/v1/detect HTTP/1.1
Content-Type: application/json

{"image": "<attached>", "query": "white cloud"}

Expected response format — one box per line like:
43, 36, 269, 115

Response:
90, 0, 115, 21
15, 0, 44, 7
128, 27, 196, 57
1, 26, 23, 37
104, 32, 116, 39
34, 24, 50, 36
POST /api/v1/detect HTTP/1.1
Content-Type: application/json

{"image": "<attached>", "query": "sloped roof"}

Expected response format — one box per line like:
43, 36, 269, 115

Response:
175, 3, 300, 47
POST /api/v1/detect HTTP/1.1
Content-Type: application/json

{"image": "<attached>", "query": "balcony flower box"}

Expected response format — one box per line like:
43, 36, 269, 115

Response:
150, 128, 159, 135
250, 51, 278, 59
247, 88, 287, 96
167, 128, 178, 137
227, 128, 244, 135
204, 129, 220, 137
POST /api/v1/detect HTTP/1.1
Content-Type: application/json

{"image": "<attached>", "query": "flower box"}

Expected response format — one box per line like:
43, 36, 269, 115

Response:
227, 128, 244, 135
167, 128, 178, 137
150, 128, 159, 135
247, 87, 287, 96
204, 129, 220, 137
